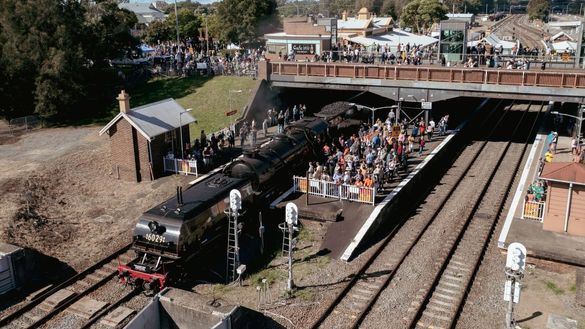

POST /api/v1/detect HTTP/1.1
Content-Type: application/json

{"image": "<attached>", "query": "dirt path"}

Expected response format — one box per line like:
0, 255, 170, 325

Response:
0, 126, 188, 271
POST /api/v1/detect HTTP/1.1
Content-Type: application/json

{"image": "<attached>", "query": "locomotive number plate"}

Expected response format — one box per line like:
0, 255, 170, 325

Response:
145, 233, 166, 243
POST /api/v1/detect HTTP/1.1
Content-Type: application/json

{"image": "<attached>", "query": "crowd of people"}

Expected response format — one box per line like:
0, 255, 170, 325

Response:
144, 42, 263, 78
305, 112, 450, 194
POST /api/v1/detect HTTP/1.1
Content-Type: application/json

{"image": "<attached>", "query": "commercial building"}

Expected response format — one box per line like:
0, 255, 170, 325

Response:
264, 17, 333, 61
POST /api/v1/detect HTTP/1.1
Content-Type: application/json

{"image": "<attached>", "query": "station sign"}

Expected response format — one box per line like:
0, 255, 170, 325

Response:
421, 102, 433, 110
291, 44, 316, 55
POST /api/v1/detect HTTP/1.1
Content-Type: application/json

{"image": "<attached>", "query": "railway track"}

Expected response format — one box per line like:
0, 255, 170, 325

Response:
310, 100, 544, 329
0, 244, 142, 329
491, 14, 547, 50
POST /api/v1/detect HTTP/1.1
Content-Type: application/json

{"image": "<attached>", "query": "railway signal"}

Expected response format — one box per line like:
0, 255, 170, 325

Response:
504, 242, 526, 329
285, 203, 299, 291
226, 190, 244, 283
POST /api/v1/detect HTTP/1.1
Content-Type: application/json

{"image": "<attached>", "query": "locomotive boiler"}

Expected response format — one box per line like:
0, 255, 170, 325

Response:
118, 117, 328, 291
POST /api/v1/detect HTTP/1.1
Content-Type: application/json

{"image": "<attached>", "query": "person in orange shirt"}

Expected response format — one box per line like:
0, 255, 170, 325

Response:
364, 175, 374, 187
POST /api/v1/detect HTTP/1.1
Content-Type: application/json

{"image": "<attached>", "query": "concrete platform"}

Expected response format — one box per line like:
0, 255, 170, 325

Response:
100, 306, 135, 327
498, 129, 585, 266
275, 193, 344, 222
38, 289, 76, 311
67, 296, 109, 319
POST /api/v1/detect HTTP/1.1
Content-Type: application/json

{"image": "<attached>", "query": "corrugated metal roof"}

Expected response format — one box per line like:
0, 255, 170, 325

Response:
348, 29, 439, 48
99, 99, 196, 140
338, 19, 372, 30
540, 162, 585, 185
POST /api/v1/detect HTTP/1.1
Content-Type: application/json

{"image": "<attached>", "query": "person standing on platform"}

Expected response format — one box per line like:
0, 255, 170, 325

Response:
418, 137, 425, 157
262, 117, 269, 137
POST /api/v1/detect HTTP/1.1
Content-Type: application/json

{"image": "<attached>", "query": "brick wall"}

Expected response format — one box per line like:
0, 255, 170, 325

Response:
109, 119, 139, 182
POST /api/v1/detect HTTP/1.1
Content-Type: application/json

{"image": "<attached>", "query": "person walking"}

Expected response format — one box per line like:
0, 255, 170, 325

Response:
418, 137, 425, 157
262, 117, 269, 137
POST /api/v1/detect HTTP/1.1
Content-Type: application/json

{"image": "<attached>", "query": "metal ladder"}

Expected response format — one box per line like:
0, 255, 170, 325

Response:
226, 210, 240, 283
279, 222, 290, 257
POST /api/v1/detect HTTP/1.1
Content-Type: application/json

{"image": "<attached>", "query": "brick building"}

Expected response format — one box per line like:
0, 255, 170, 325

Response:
99, 91, 196, 182
264, 17, 333, 61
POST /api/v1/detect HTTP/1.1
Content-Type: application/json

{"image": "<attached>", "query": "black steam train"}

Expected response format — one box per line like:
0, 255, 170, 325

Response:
118, 117, 328, 291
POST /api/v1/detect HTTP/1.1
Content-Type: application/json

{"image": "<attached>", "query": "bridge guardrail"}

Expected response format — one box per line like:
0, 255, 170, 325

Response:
270, 62, 585, 89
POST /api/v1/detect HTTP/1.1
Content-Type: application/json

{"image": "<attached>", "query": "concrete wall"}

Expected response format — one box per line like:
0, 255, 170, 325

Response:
124, 296, 160, 329
235, 79, 279, 132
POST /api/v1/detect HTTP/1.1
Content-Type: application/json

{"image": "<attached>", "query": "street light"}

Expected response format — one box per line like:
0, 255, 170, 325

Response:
349, 103, 398, 125
179, 108, 193, 160
551, 107, 585, 148
174, 0, 180, 45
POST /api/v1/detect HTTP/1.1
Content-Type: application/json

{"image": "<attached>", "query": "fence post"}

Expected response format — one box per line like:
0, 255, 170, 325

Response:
372, 187, 376, 205
339, 185, 342, 201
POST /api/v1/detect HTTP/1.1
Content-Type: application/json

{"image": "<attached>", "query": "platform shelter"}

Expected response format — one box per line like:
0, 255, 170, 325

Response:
540, 162, 585, 236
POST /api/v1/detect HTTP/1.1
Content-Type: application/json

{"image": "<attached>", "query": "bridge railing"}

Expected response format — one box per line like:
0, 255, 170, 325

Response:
293, 176, 376, 205
163, 157, 198, 176
270, 62, 585, 89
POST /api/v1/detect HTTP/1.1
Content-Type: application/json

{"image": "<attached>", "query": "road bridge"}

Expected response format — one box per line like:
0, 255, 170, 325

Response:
258, 61, 585, 103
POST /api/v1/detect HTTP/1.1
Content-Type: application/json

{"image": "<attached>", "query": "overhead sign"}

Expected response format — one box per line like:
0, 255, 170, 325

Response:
225, 110, 237, 116
421, 102, 433, 110
291, 44, 316, 55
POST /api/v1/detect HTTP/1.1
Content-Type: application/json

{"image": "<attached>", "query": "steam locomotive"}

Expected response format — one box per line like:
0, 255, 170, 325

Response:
118, 117, 328, 291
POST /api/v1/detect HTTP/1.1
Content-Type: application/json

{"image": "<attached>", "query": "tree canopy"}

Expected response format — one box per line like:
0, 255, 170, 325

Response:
0, 0, 138, 120
527, 0, 549, 22
400, 0, 448, 34
215, 0, 278, 44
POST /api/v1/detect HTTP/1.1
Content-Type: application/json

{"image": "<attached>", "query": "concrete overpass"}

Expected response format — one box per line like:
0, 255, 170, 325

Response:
258, 61, 585, 103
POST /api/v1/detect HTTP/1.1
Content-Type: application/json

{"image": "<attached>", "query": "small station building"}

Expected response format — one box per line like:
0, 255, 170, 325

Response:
99, 90, 196, 182
540, 162, 585, 236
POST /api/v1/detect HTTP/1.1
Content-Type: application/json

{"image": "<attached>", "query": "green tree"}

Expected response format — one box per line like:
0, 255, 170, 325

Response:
0, 0, 139, 119
216, 0, 278, 44
400, 0, 448, 33
327, 0, 355, 17
144, 20, 173, 45
527, 0, 549, 21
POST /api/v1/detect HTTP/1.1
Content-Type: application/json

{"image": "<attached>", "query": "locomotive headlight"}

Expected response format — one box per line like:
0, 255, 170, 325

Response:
148, 221, 159, 233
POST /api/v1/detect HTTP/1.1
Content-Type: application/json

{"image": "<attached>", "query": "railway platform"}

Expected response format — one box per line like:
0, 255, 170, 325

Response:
274, 132, 458, 260
498, 133, 585, 266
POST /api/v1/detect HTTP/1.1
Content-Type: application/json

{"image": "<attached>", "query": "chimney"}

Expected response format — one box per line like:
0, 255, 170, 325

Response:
342, 11, 347, 21
117, 90, 131, 114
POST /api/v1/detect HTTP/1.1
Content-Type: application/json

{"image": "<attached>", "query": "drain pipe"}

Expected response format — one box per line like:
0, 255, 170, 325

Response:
563, 182, 573, 233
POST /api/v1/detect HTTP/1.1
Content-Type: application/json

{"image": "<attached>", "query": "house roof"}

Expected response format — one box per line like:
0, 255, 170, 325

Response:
551, 40, 577, 52
373, 17, 393, 28
548, 21, 582, 28
338, 18, 373, 30
119, 3, 165, 24
540, 162, 585, 185
551, 31, 574, 41
99, 99, 196, 140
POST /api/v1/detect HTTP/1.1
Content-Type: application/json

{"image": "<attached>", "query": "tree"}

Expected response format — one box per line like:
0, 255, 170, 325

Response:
327, 0, 355, 17
527, 0, 549, 22
216, 0, 278, 44
0, 0, 139, 119
400, 0, 448, 33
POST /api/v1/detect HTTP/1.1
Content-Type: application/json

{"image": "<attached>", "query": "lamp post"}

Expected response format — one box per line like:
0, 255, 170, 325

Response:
349, 103, 399, 126
174, 0, 180, 45
179, 108, 193, 160
551, 107, 585, 149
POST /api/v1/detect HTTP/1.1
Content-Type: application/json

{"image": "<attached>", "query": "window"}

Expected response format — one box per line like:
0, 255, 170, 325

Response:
267, 43, 287, 55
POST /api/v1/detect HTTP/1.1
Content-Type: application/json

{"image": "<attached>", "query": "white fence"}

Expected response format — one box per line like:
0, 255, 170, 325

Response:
163, 157, 198, 176
293, 176, 376, 205
521, 200, 545, 222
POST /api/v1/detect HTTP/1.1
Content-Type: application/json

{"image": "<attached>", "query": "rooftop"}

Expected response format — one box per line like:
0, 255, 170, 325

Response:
540, 162, 585, 185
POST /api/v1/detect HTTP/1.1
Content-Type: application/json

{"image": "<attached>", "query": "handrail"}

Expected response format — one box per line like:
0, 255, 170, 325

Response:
270, 62, 585, 89
293, 176, 376, 205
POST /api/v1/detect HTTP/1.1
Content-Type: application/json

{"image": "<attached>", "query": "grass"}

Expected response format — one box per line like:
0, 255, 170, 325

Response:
125, 75, 257, 143
544, 280, 565, 295
248, 266, 286, 287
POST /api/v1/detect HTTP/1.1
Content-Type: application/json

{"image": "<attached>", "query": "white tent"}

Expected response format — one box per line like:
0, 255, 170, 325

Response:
226, 43, 242, 50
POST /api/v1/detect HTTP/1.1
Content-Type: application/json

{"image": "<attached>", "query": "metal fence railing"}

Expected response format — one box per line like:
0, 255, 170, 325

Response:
293, 176, 376, 205
163, 157, 198, 176
9, 115, 42, 134
522, 200, 545, 222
